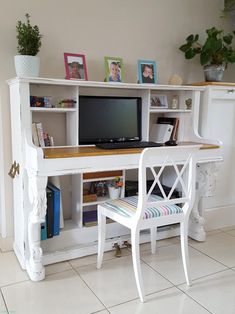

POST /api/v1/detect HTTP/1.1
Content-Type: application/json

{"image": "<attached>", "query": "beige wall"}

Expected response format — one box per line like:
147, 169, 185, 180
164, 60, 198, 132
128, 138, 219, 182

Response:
0, 0, 234, 237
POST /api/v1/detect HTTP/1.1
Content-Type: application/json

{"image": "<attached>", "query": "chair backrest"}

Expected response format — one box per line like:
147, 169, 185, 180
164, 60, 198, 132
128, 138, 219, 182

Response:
135, 145, 200, 222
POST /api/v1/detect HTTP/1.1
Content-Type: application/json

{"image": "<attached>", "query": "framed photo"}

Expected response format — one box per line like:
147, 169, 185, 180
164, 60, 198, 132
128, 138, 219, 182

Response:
138, 60, 157, 84
64, 53, 88, 80
150, 94, 168, 108
104, 56, 124, 82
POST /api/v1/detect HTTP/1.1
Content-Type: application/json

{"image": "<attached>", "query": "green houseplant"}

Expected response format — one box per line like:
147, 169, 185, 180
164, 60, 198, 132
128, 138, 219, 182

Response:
14, 13, 42, 77
179, 27, 235, 81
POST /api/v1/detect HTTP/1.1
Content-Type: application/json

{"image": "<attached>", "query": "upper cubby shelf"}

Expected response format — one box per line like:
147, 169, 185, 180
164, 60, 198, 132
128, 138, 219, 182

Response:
149, 108, 191, 113
7, 77, 205, 92
30, 107, 77, 113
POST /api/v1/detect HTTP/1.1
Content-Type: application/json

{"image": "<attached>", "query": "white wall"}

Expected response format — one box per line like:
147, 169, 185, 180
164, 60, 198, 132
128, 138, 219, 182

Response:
0, 0, 233, 238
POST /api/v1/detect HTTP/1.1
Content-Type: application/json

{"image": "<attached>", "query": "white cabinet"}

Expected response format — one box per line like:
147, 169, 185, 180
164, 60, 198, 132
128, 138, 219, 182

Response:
8, 78, 220, 280
199, 83, 235, 228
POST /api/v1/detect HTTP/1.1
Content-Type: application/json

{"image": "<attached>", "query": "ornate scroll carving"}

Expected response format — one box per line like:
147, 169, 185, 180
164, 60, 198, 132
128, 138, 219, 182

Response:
26, 170, 47, 281
189, 162, 219, 242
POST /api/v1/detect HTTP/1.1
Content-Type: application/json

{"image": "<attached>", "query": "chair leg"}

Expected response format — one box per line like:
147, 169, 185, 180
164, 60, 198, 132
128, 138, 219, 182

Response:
131, 228, 145, 302
180, 221, 191, 286
97, 208, 106, 269
150, 227, 157, 254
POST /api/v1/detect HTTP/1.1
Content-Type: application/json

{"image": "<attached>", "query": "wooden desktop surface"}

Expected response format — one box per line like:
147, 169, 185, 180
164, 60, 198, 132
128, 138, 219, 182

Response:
192, 82, 235, 86
43, 142, 220, 159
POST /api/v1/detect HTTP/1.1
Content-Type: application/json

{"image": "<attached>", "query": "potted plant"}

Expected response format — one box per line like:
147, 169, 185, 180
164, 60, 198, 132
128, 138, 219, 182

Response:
179, 27, 235, 81
14, 13, 42, 77
108, 177, 123, 200
223, 0, 235, 15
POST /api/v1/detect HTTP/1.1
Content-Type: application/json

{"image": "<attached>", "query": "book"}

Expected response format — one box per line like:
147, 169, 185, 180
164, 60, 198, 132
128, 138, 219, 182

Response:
47, 182, 61, 236
46, 188, 54, 238
32, 123, 40, 146
83, 209, 97, 224
43, 132, 51, 147
149, 123, 173, 143
157, 117, 179, 141
36, 122, 45, 147
83, 218, 114, 227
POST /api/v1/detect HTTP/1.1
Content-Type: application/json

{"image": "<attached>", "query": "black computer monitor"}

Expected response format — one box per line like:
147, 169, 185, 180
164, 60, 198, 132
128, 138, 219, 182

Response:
79, 96, 142, 145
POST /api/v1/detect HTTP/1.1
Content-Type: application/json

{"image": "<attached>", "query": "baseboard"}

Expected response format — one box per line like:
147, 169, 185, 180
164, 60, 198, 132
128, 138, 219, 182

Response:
0, 235, 13, 252
204, 204, 235, 230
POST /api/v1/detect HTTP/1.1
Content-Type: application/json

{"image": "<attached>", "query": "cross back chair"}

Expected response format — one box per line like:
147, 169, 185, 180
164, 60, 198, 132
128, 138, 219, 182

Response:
97, 145, 199, 302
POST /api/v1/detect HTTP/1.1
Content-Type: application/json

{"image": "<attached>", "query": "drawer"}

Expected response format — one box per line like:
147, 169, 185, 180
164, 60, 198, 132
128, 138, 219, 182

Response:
211, 88, 235, 100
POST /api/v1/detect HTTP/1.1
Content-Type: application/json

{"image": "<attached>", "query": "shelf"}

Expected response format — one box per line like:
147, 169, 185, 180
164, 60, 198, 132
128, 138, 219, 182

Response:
82, 196, 111, 206
149, 108, 191, 113
83, 170, 123, 180
83, 176, 124, 183
30, 107, 77, 113
62, 219, 79, 231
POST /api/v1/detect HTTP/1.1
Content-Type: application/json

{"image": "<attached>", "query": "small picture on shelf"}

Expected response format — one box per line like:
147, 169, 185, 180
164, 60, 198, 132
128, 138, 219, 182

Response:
64, 53, 88, 80
150, 94, 168, 109
137, 60, 157, 84
104, 56, 124, 82
30, 95, 52, 108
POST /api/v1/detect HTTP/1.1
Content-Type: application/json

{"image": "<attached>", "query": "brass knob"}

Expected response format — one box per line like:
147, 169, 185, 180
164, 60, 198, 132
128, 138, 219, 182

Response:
8, 161, 20, 179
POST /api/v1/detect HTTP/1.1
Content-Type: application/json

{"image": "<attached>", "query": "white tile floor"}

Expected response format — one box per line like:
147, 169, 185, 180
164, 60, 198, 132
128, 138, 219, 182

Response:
1, 227, 235, 314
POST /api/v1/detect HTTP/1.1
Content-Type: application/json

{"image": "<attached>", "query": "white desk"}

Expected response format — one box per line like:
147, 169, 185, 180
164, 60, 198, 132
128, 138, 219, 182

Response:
20, 143, 222, 281
8, 78, 222, 281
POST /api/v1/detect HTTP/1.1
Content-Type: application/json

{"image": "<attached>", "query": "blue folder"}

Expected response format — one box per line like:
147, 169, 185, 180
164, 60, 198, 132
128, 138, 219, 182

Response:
47, 182, 61, 236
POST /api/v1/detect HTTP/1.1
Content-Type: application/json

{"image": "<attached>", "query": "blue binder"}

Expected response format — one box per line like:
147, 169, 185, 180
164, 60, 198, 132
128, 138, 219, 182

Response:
47, 182, 60, 236
41, 221, 47, 241
46, 188, 54, 238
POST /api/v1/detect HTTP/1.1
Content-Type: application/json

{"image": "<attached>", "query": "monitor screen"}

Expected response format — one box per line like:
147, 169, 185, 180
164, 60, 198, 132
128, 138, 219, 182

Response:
79, 96, 142, 145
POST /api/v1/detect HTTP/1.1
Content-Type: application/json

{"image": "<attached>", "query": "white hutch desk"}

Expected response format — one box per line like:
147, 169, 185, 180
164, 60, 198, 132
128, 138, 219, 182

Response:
8, 78, 222, 281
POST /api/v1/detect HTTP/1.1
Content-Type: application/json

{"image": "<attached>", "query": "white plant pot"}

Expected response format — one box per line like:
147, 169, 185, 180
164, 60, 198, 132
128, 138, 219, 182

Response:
108, 187, 120, 200
14, 55, 40, 77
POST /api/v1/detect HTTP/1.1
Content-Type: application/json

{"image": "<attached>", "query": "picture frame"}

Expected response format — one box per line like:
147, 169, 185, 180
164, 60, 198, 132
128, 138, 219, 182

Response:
150, 94, 168, 109
137, 60, 157, 84
64, 53, 88, 80
104, 56, 124, 82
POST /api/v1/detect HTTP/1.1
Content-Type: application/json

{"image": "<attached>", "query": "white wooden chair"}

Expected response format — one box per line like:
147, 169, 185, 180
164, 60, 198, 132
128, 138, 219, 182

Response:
97, 145, 199, 302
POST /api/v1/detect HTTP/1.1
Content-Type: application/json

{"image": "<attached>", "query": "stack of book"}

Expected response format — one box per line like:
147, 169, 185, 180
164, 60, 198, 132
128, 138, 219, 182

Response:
83, 209, 97, 227
32, 122, 54, 147
157, 117, 179, 141
150, 117, 179, 143
41, 182, 61, 240
83, 209, 114, 227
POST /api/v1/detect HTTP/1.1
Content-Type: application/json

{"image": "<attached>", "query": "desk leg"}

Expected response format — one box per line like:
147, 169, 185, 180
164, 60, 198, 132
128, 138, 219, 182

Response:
26, 175, 47, 281
189, 163, 218, 242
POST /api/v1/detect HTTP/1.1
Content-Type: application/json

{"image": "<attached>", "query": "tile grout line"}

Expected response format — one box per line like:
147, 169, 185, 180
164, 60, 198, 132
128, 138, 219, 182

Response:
68, 260, 111, 313
69, 256, 176, 309
220, 229, 235, 237
178, 241, 235, 311
0, 288, 9, 314
188, 242, 233, 269
0, 277, 30, 290
139, 246, 235, 288
174, 285, 213, 314
69, 258, 178, 311
107, 286, 180, 311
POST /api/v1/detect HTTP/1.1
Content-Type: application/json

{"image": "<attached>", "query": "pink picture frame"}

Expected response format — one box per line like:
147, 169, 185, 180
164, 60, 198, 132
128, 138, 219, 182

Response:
64, 53, 88, 80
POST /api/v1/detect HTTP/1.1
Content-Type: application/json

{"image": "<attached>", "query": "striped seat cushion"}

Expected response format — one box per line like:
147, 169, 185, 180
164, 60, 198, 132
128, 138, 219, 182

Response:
102, 195, 182, 219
